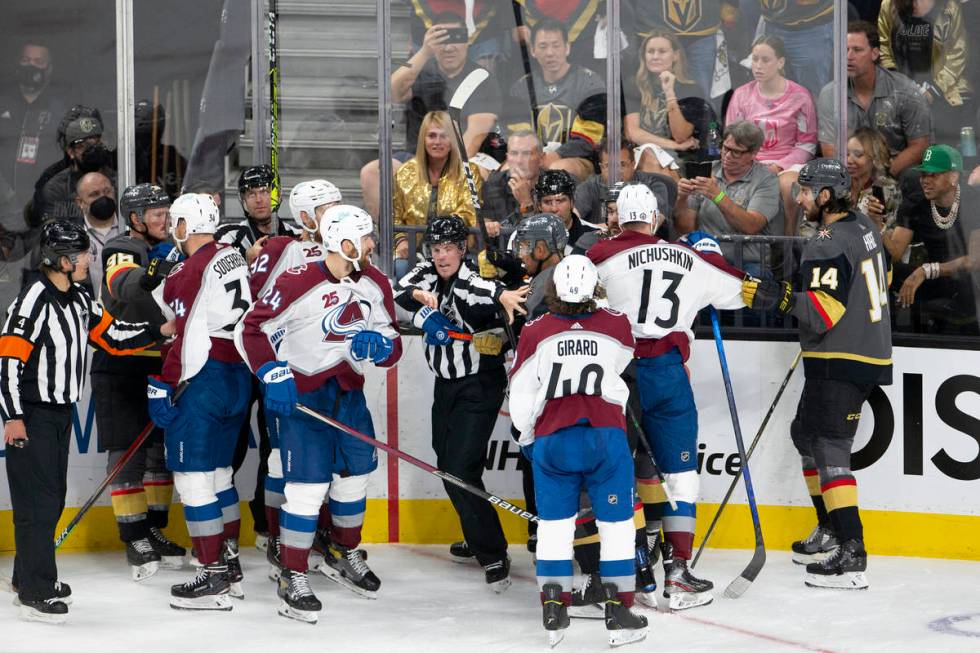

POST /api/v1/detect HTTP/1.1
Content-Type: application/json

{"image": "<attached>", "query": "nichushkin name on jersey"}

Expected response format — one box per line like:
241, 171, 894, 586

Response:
213, 251, 247, 277
628, 247, 694, 271
556, 338, 599, 357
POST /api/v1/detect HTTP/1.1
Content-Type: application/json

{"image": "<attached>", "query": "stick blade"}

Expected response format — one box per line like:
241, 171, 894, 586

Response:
449, 68, 490, 110
724, 546, 766, 599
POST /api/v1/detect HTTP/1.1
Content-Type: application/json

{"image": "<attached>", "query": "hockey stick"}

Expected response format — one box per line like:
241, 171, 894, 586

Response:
510, 1, 539, 133
296, 403, 538, 524
625, 404, 677, 511
709, 308, 765, 599
54, 382, 189, 549
268, 0, 281, 212
692, 350, 801, 568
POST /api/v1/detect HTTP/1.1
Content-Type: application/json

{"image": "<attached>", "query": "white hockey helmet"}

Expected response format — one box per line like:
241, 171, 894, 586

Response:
289, 179, 342, 234
553, 254, 599, 303
616, 183, 659, 227
169, 192, 220, 243
320, 204, 375, 270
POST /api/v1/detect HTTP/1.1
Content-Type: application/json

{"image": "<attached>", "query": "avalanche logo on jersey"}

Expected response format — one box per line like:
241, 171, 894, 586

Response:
321, 294, 371, 343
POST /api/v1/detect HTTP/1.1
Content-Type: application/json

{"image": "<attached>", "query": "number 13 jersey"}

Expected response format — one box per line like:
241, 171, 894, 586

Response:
587, 230, 745, 361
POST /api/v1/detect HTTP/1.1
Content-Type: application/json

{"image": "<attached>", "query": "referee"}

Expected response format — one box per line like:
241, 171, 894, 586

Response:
0, 220, 172, 623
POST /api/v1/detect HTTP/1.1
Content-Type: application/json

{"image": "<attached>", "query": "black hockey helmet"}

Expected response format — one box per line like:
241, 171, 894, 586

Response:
238, 165, 275, 194
40, 220, 90, 268
134, 99, 165, 136
512, 212, 568, 257
423, 215, 469, 252
57, 105, 103, 149
534, 169, 577, 201
797, 158, 851, 201
120, 183, 171, 227
604, 181, 626, 204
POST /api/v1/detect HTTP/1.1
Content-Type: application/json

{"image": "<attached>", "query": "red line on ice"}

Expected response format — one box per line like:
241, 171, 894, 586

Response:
676, 612, 838, 653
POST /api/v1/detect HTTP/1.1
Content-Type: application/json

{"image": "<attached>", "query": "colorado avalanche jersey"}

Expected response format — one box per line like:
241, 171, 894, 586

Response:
235, 262, 402, 392
508, 309, 635, 445
247, 236, 325, 301
587, 230, 745, 361
156, 241, 251, 384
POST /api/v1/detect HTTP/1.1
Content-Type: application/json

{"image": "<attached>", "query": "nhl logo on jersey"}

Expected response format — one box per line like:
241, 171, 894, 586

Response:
321, 297, 369, 342
680, 451, 690, 462
607, 494, 618, 505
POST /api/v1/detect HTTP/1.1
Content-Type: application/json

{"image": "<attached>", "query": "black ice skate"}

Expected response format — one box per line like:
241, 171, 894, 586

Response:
634, 544, 657, 609
541, 583, 570, 648
267, 535, 283, 582
169, 563, 232, 611
449, 540, 476, 564
18, 596, 69, 624
127, 537, 161, 581
804, 539, 868, 590
792, 524, 839, 565
149, 527, 186, 569
319, 543, 381, 599
603, 583, 648, 647
222, 539, 245, 599
12, 580, 71, 607
483, 556, 511, 594
662, 541, 713, 611
310, 528, 330, 567
277, 568, 322, 624
568, 572, 604, 619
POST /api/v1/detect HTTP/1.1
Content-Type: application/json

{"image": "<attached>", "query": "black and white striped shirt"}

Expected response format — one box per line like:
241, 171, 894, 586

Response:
394, 259, 506, 380
215, 217, 301, 258
0, 276, 162, 420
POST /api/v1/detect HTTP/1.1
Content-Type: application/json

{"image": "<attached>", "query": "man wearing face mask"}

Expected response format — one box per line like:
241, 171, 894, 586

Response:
38, 111, 116, 222
0, 41, 66, 213
73, 172, 123, 295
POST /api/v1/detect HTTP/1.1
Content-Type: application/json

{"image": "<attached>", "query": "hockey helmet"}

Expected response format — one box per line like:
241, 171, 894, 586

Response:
553, 254, 599, 303
797, 158, 851, 201
134, 100, 165, 137
423, 215, 469, 252
534, 169, 577, 201
40, 220, 90, 268
169, 193, 220, 243
512, 212, 568, 257
604, 181, 626, 204
320, 204, 375, 270
237, 165, 275, 194
617, 183, 659, 226
120, 183, 170, 228
289, 179, 342, 233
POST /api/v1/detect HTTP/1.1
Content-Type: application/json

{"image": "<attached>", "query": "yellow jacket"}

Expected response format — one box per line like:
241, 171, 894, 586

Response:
392, 158, 483, 230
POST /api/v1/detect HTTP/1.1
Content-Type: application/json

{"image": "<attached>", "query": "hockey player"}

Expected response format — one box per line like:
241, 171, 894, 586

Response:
587, 183, 748, 610
394, 215, 528, 592
235, 205, 400, 622
146, 193, 253, 611
534, 170, 598, 254
96, 183, 186, 581
509, 255, 648, 648
742, 158, 892, 590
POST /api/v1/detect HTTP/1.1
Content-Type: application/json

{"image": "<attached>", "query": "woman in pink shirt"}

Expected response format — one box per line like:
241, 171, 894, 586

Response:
726, 35, 818, 235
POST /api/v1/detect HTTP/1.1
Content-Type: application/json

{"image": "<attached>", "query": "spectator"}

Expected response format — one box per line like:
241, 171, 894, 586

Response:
843, 128, 902, 251
0, 41, 66, 214
408, 1, 506, 72
505, 20, 605, 181
878, 0, 970, 146
74, 171, 124, 295
533, 169, 597, 254
760, 0, 835, 99
574, 138, 676, 227
894, 145, 979, 334
674, 121, 782, 275
513, 0, 605, 72
37, 110, 115, 221
479, 129, 542, 228
624, 30, 702, 177
360, 15, 499, 218
726, 35, 818, 236
817, 21, 930, 179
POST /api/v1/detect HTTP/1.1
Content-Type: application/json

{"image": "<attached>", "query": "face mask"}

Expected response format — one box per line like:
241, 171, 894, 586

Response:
89, 196, 116, 221
16, 64, 48, 93
78, 142, 110, 172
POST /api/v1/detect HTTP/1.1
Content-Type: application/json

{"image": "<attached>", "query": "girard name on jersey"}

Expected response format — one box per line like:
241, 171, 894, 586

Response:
556, 338, 599, 357
627, 246, 694, 271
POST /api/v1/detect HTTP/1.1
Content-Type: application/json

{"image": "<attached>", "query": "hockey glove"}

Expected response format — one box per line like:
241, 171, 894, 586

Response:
742, 276, 795, 313
139, 258, 177, 291
681, 230, 723, 256
472, 330, 503, 355
413, 306, 456, 346
486, 247, 525, 283
147, 376, 178, 428
349, 330, 394, 364
258, 361, 297, 416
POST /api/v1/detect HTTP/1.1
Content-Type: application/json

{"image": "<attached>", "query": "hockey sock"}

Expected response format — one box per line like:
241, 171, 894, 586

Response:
637, 476, 665, 541
317, 502, 331, 532
663, 501, 696, 561
597, 519, 636, 607
144, 473, 173, 529
536, 517, 575, 600
215, 467, 240, 541
573, 511, 600, 575
110, 481, 149, 542
803, 467, 830, 526
280, 509, 318, 572
328, 474, 369, 549
821, 473, 863, 542
264, 475, 285, 538
174, 471, 224, 563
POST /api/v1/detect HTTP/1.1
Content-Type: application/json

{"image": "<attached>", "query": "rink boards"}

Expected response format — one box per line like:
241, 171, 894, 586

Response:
0, 337, 978, 559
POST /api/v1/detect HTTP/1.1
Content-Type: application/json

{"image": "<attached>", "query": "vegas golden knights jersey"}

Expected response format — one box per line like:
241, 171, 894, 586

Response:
506, 65, 605, 146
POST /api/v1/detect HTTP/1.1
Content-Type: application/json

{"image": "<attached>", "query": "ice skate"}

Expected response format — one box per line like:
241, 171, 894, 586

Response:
149, 527, 186, 570
662, 540, 713, 611
568, 572, 604, 619
127, 538, 161, 581
13, 581, 72, 608
222, 539, 245, 599
267, 535, 283, 582
254, 531, 269, 553
541, 583, 569, 648
603, 583, 648, 647
169, 563, 232, 611
310, 528, 330, 568
483, 556, 511, 594
277, 569, 321, 624
804, 539, 868, 590
319, 543, 380, 599
646, 530, 662, 567
449, 540, 476, 564
18, 596, 68, 624
792, 524, 838, 565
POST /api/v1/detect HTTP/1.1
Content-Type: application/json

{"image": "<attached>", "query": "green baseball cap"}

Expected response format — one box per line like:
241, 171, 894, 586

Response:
915, 144, 963, 173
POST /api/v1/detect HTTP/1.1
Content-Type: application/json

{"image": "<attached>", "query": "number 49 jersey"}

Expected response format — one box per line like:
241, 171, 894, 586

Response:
156, 241, 251, 384
508, 309, 635, 446
587, 230, 745, 361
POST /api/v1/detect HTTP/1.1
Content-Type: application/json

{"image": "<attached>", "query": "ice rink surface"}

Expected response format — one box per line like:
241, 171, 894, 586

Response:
2, 545, 979, 653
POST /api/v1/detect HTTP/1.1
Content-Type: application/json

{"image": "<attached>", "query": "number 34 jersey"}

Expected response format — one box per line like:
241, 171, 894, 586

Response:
587, 230, 745, 361
155, 241, 251, 385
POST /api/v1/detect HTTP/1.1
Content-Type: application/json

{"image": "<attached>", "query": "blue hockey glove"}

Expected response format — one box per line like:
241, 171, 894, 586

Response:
349, 330, 394, 364
147, 241, 183, 262
413, 306, 455, 346
681, 230, 723, 256
258, 361, 297, 416
146, 376, 178, 428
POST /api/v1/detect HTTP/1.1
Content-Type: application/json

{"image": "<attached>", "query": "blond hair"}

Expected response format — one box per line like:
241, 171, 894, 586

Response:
414, 111, 463, 188
635, 30, 694, 115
